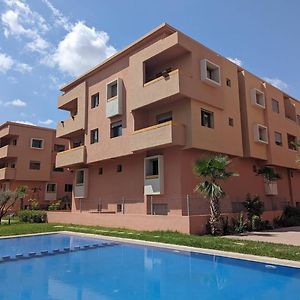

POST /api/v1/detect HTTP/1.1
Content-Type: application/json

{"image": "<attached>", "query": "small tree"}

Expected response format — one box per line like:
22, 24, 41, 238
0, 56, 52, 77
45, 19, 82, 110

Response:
194, 155, 238, 235
0, 186, 28, 224
243, 193, 264, 230
256, 166, 281, 183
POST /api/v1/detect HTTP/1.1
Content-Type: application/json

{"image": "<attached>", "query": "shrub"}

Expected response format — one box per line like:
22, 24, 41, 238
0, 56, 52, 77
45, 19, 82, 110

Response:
274, 206, 300, 227
232, 213, 248, 234
18, 210, 47, 223
28, 199, 39, 210
48, 200, 61, 211
251, 215, 262, 231
243, 194, 264, 220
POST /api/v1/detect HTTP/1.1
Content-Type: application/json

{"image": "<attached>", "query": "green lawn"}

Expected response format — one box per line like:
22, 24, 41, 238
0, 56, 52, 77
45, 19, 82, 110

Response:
0, 222, 300, 262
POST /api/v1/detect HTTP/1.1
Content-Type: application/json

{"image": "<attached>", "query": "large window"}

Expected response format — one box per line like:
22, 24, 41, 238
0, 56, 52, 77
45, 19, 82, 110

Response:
90, 129, 99, 144
251, 88, 265, 108
46, 183, 56, 193
107, 80, 118, 100
272, 99, 280, 113
200, 59, 221, 85
287, 134, 297, 150
31, 138, 44, 149
274, 132, 282, 146
145, 157, 159, 178
65, 184, 73, 192
29, 161, 40, 170
111, 121, 122, 138
254, 124, 268, 143
54, 144, 65, 152
76, 170, 85, 185
201, 109, 214, 128
91, 93, 100, 108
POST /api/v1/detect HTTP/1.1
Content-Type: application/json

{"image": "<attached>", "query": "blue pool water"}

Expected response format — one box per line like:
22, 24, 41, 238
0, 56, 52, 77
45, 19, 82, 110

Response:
0, 233, 299, 300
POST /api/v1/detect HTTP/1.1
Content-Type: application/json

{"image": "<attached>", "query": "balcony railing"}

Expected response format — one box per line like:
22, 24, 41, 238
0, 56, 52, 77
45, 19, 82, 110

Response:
0, 168, 16, 180
0, 145, 17, 160
130, 121, 185, 152
56, 145, 86, 168
56, 115, 85, 138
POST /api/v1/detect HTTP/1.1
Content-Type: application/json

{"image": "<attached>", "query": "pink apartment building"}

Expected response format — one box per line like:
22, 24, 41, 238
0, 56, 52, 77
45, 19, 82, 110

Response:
0, 121, 73, 209
48, 23, 300, 234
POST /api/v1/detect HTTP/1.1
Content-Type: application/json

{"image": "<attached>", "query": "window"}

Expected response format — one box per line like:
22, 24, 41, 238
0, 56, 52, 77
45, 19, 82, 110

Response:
107, 80, 118, 100
275, 132, 282, 146
54, 144, 65, 152
117, 203, 123, 213
200, 59, 221, 85
53, 165, 64, 172
12, 139, 17, 146
201, 109, 214, 128
29, 161, 40, 170
272, 99, 280, 113
98, 167, 103, 175
152, 203, 168, 215
90, 129, 99, 144
31, 138, 44, 149
11, 163, 15, 168
226, 78, 231, 87
91, 93, 100, 108
145, 157, 159, 178
254, 124, 268, 143
76, 170, 84, 185
156, 111, 172, 124
46, 183, 56, 193
251, 88, 265, 108
117, 164, 122, 173
111, 121, 122, 138
287, 134, 297, 150
228, 118, 234, 127
297, 115, 300, 126
65, 184, 73, 192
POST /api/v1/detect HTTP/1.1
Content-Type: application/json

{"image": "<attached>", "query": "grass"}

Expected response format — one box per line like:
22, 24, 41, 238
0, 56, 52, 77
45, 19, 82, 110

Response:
0, 222, 300, 262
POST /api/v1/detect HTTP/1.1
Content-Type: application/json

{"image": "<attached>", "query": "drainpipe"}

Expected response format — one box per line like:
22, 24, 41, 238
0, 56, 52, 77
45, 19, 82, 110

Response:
287, 169, 294, 206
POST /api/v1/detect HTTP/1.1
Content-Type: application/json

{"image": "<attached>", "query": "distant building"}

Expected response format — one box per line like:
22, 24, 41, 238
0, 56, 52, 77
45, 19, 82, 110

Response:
0, 121, 73, 209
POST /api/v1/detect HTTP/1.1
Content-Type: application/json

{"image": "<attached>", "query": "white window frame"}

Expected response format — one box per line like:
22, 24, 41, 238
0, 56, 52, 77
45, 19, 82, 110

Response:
251, 88, 265, 109
200, 59, 221, 86
75, 169, 85, 186
274, 131, 282, 146
46, 183, 57, 193
31, 138, 44, 149
254, 124, 268, 144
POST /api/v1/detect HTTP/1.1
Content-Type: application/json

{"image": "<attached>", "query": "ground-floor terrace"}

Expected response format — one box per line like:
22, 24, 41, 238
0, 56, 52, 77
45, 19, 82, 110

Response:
47, 147, 300, 234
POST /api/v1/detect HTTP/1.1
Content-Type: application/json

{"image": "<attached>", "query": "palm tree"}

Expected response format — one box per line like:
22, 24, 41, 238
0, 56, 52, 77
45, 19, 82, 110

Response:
194, 155, 238, 235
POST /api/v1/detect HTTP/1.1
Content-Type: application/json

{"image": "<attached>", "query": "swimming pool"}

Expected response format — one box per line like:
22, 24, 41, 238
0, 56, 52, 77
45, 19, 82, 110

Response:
0, 233, 299, 300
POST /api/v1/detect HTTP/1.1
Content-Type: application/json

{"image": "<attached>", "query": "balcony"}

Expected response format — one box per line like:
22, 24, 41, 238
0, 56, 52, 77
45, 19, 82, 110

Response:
132, 69, 189, 110
56, 145, 86, 168
130, 121, 185, 152
56, 115, 85, 138
0, 145, 17, 160
0, 168, 16, 181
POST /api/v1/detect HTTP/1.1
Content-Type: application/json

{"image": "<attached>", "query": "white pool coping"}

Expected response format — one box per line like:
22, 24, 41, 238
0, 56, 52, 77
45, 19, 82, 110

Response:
1, 230, 300, 269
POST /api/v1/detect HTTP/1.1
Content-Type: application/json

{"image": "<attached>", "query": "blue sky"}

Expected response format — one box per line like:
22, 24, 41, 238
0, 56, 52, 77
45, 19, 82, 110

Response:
0, 0, 299, 127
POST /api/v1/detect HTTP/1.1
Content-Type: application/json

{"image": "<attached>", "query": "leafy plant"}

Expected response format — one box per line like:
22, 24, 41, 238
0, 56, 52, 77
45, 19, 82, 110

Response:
251, 215, 262, 231
243, 194, 264, 220
28, 199, 39, 210
48, 200, 61, 211
274, 206, 300, 227
256, 166, 281, 183
0, 186, 28, 224
194, 155, 238, 235
18, 210, 47, 223
232, 212, 248, 234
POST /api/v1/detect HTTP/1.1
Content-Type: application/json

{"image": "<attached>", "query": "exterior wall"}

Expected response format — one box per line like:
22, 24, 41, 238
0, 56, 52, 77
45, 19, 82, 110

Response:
53, 23, 300, 234
0, 122, 73, 208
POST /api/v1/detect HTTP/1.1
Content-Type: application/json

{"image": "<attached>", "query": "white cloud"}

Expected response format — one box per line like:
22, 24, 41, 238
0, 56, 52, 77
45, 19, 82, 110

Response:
227, 57, 243, 66
0, 52, 14, 73
0, 51, 32, 74
263, 77, 288, 90
38, 119, 54, 125
12, 120, 36, 126
48, 22, 116, 76
42, 0, 71, 31
1, 0, 50, 53
4, 98, 27, 107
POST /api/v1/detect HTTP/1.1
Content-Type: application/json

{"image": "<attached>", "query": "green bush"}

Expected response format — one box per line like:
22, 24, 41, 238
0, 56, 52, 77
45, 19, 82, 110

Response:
274, 206, 300, 227
243, 194, 264, 220
28, 199, 39, 210
232, 213, 248, 234
48, 200, 61, 211
18, 210, 47, 223
251, 215, 262, 231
